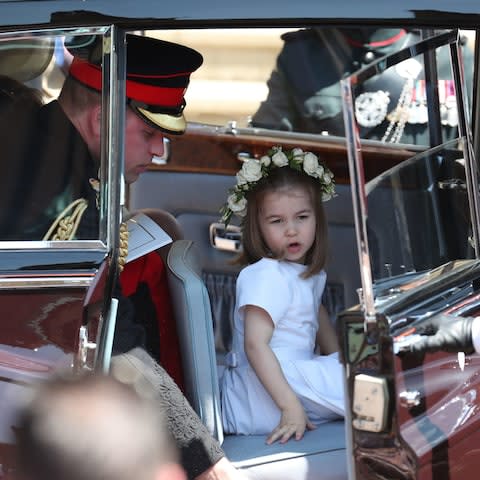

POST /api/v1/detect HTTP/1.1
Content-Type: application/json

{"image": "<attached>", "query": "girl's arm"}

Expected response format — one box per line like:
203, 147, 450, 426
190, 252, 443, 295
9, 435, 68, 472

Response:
244, 304, 315, 444
316, 304, 339, 354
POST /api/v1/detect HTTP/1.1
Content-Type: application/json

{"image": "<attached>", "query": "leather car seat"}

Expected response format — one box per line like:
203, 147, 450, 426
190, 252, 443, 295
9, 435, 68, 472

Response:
166, 239, 224, 442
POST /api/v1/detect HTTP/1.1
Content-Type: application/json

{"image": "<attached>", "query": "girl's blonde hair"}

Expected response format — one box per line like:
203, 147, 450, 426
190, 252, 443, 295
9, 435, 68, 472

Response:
236, 167, 328, 278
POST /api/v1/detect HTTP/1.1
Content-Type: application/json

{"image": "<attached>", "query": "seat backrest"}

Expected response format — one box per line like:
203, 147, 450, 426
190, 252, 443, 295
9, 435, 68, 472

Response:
323, 184, 361, 315
132, 209, 223, 438
134, 207, 184, 260
137, 207, 184, 242
166, 239, 224, 443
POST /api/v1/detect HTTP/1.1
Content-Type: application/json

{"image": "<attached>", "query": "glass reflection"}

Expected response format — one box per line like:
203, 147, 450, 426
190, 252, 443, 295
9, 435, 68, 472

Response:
0, 31, 104, 242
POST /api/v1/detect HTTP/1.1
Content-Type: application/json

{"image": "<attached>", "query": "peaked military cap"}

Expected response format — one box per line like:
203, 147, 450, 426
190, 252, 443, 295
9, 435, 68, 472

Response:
68, 33, 203, 135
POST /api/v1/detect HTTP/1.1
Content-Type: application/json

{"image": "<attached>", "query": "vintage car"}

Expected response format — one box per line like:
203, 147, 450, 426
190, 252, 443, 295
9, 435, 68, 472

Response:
1, 1, 480, 479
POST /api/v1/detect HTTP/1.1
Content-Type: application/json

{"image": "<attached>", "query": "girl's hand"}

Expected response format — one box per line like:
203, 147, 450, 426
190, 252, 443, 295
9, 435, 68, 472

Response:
266, 398, 316, 445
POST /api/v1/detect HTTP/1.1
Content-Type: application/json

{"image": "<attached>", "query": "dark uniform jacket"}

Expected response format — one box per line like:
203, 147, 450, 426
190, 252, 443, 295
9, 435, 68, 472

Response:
0, 100, 98, 240
252, 28, 473, 145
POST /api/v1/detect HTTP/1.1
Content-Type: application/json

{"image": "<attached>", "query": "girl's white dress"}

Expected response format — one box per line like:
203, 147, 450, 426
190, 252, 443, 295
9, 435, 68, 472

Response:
220, 258, 345, 435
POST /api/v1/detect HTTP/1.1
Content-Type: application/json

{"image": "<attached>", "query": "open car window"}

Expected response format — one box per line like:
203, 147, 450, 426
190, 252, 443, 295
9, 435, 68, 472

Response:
153, 27, 474, 143
341, 29, 480, 318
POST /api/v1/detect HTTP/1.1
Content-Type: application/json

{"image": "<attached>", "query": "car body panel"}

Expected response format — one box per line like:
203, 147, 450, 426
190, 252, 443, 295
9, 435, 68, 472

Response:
2, 0, 480, 30
0, 250, 109, 475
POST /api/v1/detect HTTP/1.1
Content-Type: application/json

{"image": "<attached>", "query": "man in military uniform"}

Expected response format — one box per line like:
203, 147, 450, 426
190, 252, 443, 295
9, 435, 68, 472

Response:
251, 27, 473, 146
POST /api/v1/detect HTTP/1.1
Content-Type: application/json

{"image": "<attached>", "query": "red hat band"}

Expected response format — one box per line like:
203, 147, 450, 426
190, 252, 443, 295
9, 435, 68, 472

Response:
69, 57, 187, 108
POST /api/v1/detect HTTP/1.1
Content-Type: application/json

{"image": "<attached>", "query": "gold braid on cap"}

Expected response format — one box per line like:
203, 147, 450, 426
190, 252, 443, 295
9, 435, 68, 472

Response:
43, 177, 129, 272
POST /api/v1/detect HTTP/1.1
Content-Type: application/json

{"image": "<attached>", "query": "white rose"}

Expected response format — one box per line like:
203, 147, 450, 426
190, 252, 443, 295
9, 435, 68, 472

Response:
236, 171, 247, 185
227, 194, 247, 214
322, 193, 332, 202
323, 174, 332, 185
303, 152, 319, 175
315, 165, 324, 178
241, 159, 262, 182
272, 151, 289, 167
260, 155, 271, 167
236, 207, 247, 217
292, 148, 304, 158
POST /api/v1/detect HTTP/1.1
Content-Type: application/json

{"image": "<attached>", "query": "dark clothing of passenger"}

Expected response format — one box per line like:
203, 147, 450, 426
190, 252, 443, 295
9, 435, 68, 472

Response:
119, 251, 185, 390
252, 28, 472, 146
0, 100, 98, 240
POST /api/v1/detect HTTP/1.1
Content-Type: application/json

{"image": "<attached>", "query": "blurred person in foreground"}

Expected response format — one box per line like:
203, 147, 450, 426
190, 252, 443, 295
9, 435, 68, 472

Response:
14, 373, 186, 480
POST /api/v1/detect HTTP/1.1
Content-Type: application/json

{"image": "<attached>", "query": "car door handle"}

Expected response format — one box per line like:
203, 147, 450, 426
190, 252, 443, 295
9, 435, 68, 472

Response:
209, 222, 242, 252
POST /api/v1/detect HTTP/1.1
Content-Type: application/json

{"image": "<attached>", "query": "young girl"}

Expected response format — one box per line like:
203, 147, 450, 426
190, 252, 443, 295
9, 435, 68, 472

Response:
220, 146, 344, 445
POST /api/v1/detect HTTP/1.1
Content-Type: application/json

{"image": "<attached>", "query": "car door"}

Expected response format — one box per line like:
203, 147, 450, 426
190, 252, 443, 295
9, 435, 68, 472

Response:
0, 27, 124, 475
339, 29, 480, 479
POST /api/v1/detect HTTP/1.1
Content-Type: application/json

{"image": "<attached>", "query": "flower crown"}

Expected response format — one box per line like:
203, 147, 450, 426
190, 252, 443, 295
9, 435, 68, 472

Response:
220, 146, 335, 225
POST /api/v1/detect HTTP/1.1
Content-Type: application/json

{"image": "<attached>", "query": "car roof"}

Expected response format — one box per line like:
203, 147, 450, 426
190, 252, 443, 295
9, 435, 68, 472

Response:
1, 0, 480, 31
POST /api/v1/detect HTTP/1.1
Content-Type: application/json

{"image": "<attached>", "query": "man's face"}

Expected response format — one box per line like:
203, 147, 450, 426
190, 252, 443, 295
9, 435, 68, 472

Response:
124, 108, 166, 184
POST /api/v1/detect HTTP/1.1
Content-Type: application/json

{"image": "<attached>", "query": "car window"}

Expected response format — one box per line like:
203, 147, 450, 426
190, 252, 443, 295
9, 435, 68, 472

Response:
153, 27, 475, 142
0, 28, 112, 244
341, 29, 479, 316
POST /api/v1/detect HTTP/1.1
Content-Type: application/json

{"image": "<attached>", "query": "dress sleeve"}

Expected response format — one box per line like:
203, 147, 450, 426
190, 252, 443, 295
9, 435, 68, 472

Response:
236, 261, 291, 325
313, 270, 327, 314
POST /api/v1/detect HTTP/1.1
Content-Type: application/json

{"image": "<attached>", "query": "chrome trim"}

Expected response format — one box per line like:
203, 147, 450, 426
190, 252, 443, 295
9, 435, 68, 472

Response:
472, 29, 480, 199
0, 240, 106, 249
343, 364, 357, 480
187, 120, 426, 152
101, 25, 125, 250
0, 276, 93, 289
78, 325, 97, 370
399, 390, 422, 408
151, 137, 171, 165
209, 222, 242, 252
94, 26, 126, 370
0, 26, 109, 40
341, 76, 376, 327
450, 34, 480, 257
97, 297, 118, 374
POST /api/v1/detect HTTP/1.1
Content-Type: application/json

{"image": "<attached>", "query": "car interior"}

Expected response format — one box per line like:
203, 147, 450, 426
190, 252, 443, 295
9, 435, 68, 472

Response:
127, 26, 476, 479
0, 22, 477, 480
130, 177, 354, 479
